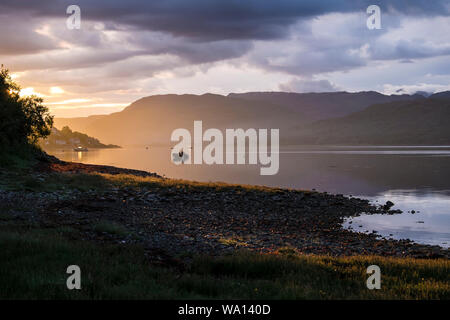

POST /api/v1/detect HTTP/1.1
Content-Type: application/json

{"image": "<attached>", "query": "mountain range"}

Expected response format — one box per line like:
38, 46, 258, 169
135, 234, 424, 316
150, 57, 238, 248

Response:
291, 97, 450, 145
54, 91, 450, 146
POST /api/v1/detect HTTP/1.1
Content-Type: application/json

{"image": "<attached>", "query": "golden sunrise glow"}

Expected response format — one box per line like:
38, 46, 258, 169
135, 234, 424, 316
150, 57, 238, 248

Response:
47, 99, 91, 105
90, 103, 129, 108
49, 86, 65, 95
19, 87, 45, 97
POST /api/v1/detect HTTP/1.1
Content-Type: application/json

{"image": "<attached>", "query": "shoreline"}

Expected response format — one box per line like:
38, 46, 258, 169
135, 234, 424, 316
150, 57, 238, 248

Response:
1, 155, 448, 260
1, 155, 449, 299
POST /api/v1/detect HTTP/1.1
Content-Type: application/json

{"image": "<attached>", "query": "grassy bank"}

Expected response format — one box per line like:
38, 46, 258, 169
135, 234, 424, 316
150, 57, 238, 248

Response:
0, 225, 448, 300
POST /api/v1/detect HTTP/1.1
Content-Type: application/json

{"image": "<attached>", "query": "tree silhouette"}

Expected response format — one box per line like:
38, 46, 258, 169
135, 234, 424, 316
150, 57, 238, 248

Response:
0, 66, 53, 147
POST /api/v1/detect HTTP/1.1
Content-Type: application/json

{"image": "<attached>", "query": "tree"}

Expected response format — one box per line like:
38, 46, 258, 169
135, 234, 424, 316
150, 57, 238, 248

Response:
0, 66, 53, 147
61, 126, 73, 137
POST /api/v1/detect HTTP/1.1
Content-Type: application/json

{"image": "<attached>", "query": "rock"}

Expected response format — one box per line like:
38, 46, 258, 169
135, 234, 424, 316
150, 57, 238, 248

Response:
383, 201, 394, 210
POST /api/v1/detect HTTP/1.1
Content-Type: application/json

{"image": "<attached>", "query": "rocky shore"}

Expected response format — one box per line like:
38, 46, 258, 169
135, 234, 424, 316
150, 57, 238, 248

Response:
1, 159, 448, 263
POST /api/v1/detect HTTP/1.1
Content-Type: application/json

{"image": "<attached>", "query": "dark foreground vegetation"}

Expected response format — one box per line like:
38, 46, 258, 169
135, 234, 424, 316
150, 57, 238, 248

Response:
1, 226, 448, 300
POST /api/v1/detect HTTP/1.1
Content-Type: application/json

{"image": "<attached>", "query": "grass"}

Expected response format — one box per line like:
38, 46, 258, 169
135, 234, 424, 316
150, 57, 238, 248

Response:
0, 226, 448, 300
106, 173, 291, 193
0, 168, 300, 195
0, 170, 110, 192
219, 237, 249, 247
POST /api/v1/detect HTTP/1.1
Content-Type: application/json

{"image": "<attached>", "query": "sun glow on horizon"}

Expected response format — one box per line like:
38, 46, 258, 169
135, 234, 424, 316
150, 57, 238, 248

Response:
47, 98, 91, 105
19, 87, 45, 97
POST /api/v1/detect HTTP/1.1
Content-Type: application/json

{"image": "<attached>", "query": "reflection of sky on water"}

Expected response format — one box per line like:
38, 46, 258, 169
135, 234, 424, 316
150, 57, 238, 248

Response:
343, 190, 450, 248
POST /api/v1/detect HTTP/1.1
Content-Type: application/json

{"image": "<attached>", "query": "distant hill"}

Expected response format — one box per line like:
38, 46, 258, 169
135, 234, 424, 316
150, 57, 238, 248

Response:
53, 91, 450, 146
290, 98, 450, 145
430, 91, 450, 100
41, 126, 121, 149
228, 91, 421, 122
54, 93, 303, 146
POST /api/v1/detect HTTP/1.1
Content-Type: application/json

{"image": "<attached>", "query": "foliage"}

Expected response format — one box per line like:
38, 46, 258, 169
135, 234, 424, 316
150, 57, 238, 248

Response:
0, 66, 53, 148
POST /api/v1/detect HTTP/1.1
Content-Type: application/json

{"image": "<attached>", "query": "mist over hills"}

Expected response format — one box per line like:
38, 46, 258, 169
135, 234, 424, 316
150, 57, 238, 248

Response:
54, 91, 450, 146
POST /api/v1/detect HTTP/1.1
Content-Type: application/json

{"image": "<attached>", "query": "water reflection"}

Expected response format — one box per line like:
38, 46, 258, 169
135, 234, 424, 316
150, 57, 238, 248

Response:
48, 145, 450, 195
343, 190, 450, 248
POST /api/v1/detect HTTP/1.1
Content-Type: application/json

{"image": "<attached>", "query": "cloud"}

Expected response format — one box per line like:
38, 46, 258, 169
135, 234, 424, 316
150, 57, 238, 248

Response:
1, 0, 448, 42
279, 78, 340, 93
2, 2, 449, 72
368, 16, 450, 60
245, 13, 369, 75
122, 31, 254, 64
0, 14, 58, 55
383, 83, 450, 95
245, 11, 450, 76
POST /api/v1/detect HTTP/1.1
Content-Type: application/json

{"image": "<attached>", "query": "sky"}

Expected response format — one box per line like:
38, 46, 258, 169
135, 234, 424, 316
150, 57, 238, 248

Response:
1, 0, 449, 117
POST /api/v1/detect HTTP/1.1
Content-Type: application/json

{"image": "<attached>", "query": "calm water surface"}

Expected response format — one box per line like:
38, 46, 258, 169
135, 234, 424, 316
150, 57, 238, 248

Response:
48, 145, 450, 248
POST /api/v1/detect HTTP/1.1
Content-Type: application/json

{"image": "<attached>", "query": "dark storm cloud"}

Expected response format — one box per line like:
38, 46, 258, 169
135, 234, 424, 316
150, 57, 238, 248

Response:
0, 0, 448, 41
1, 0, 449, 94
122, 31, 254, 64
